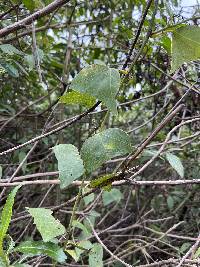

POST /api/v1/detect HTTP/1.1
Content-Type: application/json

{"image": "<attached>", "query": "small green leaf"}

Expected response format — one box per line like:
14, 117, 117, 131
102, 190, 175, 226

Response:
102, 188, 123, 206
171, 25, 200, 72
27, 208, 66, 242
0, 186, 21, 248
70, 64, 120, 114
72, 220, 90, 235
89, 243, 103, 267
60, 91, 96, 108
14, 264, 31, 267
53, 144, 85, 189
81, 128, 132, 173
15, 240, 67, 263
166, 153, 184, 178
167, 195, 174, 210
65, 249, 79, 262
83, 189, 95, 206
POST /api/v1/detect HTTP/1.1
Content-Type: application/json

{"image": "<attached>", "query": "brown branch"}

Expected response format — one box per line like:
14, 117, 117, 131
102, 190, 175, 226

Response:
0, 0, 70, 38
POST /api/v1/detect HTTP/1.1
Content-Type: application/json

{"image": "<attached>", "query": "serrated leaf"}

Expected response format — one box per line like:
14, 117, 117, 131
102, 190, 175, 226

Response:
27, 208, 66, 242
102, 188, 123, 206
171, 25, 200, 72
0, 186, 21, 247
70, 64, 120, 114
0, 186, 21, 265
81, 128, 132, 173
89, 243, 103, 267
60, 90, 96, 108
15, 240, 67, 263
166, 153, 184, 178
0, 44, 24, 56
53, 144, 85, 189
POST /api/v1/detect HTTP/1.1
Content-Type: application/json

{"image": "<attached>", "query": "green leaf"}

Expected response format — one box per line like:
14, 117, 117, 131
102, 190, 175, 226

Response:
166, 153, 184, 178
22, 0, 43, 11
3, 63, 19, 77
171, 25, 200, 72
15, 240, 67, 263
81, 128, 132, 173
72, 220, 91, 235
14, 264, 31, 267
60, 90, 96, 108
65, 249, 79, 262
89, 243, 103, 267
70, 64, 120, 114
102, 188, 123, 206
83, 189, 95, 206
0, 44, 24, 56
53, 144, 85, 189
0, 186, 21, 247
167, 195, 174, 210
27, 208, 66, 242
0, 186, 21, 265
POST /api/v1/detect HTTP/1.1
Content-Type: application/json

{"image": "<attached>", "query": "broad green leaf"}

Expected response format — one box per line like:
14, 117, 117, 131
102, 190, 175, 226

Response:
70, 64, 120, 114
27, 208, 66, 242
15, 240, 67, 263
22, 0, 43, 11
81, 128, 132, 173
166, 153, 184, 178
102, 188, 123, 206
0, 186, 21, 247
0, 44, 24, 56
60, 91, 96, 108
53, 144, 85, 189
171, 26, 200, 72
89, 243, 103, 267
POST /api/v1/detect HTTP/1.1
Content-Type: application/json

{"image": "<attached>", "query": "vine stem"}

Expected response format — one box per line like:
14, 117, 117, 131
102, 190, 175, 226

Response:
64, 175, 86, 243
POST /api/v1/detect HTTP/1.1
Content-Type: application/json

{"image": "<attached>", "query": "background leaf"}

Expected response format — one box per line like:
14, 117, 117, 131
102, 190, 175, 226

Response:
70, 64, 120, 114
102, 188, 123, 206
81, 128, 132, 173
53, 144, 85, 189
166, 153, 184, 178
15, 240, 67, 263
89, 243, 103, 267
171, 25, 200, 72
27, 208, 66, 242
